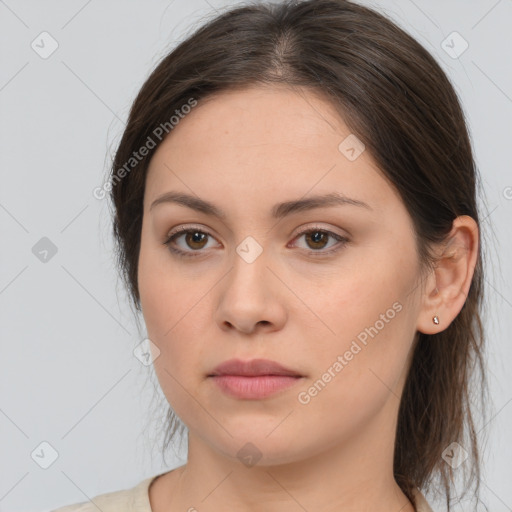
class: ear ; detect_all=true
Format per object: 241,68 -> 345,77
416,215 -> 479,334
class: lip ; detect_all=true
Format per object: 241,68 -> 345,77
208,358 -> 304,400
209,358 -> 303,377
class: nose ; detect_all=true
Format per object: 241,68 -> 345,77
213,249 -> 288,335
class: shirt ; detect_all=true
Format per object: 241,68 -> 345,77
51,471 -> 434,512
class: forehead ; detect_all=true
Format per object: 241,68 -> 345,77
164,84 -> 349,149
143,84 -> 400,218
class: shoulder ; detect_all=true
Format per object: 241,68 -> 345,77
50,475 -> 159,512
412,487 -> 435,512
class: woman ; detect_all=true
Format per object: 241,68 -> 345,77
53,0 -> 488,510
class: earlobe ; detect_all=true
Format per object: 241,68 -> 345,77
416,215 -> 479,335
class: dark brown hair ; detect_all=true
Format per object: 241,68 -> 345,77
109,1 -> 489,510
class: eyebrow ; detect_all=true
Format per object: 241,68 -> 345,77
149,191 -> 372,218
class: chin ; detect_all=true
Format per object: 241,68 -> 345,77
205,428 -> 309,467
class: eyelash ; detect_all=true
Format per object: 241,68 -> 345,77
162,224 -> 349,259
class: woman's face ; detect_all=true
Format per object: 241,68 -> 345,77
138,85 -> 426,465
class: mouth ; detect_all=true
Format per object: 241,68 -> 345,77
208,358 -> 303,378
207,358 -> 304,399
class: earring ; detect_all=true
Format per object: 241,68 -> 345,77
433,286 -> 440,325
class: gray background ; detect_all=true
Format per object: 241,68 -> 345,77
0,0 -> 511,511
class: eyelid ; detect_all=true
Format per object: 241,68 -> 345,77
164,222 -> 347,242
163,223 -> 349,257
162,224 -> 221,258
288,224 -> 349,256
291,223 -> 347,239
164,224 -> 220,245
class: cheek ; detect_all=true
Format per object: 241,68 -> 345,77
139,251 -> 206,420
138,266 -> 169,338
317,258 -> 410,343
138,240 -> 209,375
302,246 -> 418,403
294,303 -> 413,444
138,233 -> 181,336
138,226 -> 213,332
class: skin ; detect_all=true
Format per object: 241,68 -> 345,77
137,84 -> 479,512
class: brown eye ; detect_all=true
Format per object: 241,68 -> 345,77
163,226 -> 219,257
183,231 -> 209,250
291,227 -> 348,256
163,225 -> 348,259
304,230 -> 329,250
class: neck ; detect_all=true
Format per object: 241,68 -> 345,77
163,399 -> 415,512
